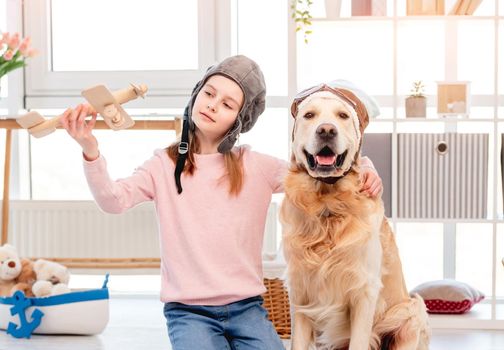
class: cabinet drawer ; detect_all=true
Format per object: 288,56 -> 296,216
398,133 -> 488,219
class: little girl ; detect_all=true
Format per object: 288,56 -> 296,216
61,55 -> 382,349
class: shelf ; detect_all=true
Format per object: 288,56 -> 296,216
310,15 -> 501,22
397,15 -> 499,21
372,118 -> 497,123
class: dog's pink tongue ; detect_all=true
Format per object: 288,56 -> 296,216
316,155 -> 336,166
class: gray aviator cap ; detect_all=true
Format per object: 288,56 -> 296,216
185,55 -> 266,153
174,55 -> 266,194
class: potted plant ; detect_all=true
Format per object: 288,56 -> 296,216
405,81 -> 427,118
0,32 -> 37,79
0,32 -> 37,98
291,0 -> 346,42
291,0 -> 314,44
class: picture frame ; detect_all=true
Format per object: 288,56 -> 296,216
436,81 -> 471,117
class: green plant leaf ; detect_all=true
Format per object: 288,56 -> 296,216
2,60 -> 25,76
291,0 -> 313,45
0,60 -> 10,71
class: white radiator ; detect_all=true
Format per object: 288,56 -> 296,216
398,133 -> 488,219
5,200 -> 279,260
8,201 -> 160,259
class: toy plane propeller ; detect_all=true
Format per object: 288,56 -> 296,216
16,83 -> 148,138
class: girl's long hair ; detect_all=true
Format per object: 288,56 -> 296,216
166,132 -> 244,196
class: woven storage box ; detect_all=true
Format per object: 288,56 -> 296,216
262,278 -> 291,339
0,275 -> 109,338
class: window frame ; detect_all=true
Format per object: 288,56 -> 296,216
23,0 -> 217,109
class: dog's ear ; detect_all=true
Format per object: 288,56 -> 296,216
290,99 -> 300,119
290,99 -> 300,142
291,120 -> 297,142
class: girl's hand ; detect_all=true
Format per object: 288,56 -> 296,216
60,104 -> 99,160
359,166 -> 383,198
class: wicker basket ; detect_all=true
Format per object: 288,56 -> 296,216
262,278 -> 291,339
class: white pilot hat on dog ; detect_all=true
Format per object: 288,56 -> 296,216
290,81 -> 378,137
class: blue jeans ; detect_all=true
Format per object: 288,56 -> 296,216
163,296 -> 285,350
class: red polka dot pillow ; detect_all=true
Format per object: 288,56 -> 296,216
411,280 -> 485,314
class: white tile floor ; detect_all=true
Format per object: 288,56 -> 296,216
1,295 -> 504,350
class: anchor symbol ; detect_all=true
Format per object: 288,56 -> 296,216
7,291 -> 44,339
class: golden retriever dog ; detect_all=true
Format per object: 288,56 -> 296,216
280,83 -> 430,350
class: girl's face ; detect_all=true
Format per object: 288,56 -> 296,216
192,75 -> 244,141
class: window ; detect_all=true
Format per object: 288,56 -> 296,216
51,0 -> 198,72
30,118 -> 177,200
24,0 -> 216,108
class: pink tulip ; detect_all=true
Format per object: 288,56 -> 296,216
0,32 -> 10,46
3,49 -> 14,61
19,37 -> 31,56
26,48 -> 38,58
8,33 -> 20,50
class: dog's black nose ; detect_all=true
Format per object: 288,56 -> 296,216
316,124 -> 337,139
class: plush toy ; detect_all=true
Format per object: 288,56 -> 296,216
10,258 -> 37,297
0,244 -> 22,296
32,259 -> 71,297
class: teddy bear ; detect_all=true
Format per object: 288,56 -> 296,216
10,258 -> 37,297
0,243 -> 22,296
32,259 -> 71,297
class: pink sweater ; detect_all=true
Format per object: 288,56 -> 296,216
83,146 -> 287,305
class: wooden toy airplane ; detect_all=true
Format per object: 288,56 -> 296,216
16,83 -> 148,138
